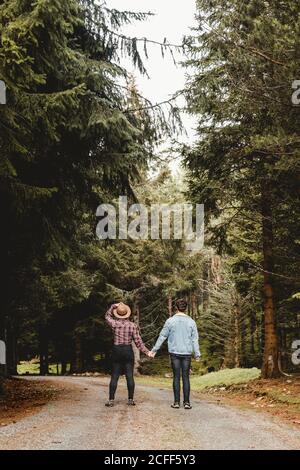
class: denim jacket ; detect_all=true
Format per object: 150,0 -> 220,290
152,313 -> 201,357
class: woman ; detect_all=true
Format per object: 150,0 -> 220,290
105,302 -> 151,407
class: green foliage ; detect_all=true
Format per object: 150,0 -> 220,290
183,0 -> 300,374
0,0 -> 168,373
17,361 -> 69,375
3,0 -> 298,379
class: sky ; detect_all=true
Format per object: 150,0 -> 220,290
107,0 -> 198,158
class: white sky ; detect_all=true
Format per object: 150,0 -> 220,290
107,0 -> 198,158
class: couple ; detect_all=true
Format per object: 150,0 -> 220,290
105,298 -> 200,409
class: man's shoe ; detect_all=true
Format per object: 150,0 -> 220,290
105,399 -> 114,407
184,402 -> 192,409
171,402 -> 180,409
128,399 -> 136,406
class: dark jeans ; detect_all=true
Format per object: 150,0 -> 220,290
109,345 -> 135,400
170,353 -> 192,404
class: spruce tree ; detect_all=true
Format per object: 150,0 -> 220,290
184,0 -> 300,377
0,0 -> 161,374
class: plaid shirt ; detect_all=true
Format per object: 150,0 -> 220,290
105,305 -> 149,356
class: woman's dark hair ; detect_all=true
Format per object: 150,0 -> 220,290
176,298 -> 188,312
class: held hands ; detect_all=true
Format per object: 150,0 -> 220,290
148,351 -> 156,359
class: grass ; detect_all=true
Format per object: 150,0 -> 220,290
190,367 -> 261,390
137,367 -> 261,391
140,355 -> 205,376
17,362 -> 70,375
267,390 -> 300,405
136,375 -> 172,388
17,359 -> 261,393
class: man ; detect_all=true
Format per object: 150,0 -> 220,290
150,299 -> 200,409
105,302 -> 151,407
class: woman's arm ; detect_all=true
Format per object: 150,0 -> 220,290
105,304 -> 118,328
132,325 -> 150,356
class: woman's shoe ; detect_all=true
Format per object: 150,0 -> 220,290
171,402 -> 180,409
128,399 -> 136,406
183,402 -> 192,409
105,399 -> 114,407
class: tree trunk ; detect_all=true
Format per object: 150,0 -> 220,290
0,315 -> 6,380
61,361 -> 67,375
250,311 -> 256,354
234,299 -> 241,368
132,303 -> 140,375
39,327 -> 49,376
203,259 -> 210,312
191,293 -> 197,319
74,335 -> 83,373
168,295 -> 172,316
6,322 -> 17,375
60,340 -> 67,375
280,328 -> 287,371
211,255 -> 222,285
261,181 -> 280,378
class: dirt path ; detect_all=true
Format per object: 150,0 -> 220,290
0,376 -> 300,450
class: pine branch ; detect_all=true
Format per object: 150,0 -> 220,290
198,19 -> 287,67
124,90 -> 185,114
240,46 -> 286,67
99,25 -> 186,50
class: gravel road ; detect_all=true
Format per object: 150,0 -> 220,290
0,376 -> 299,450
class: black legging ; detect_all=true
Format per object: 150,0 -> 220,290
170,354 -> 192,404
109,345 -> 135,400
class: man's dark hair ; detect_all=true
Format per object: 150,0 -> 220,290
176,298 -> 188,312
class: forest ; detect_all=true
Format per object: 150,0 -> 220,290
0,0 -> 300,392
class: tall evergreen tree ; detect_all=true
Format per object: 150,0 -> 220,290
183,0 -> 300,377
0,0 -> 161,374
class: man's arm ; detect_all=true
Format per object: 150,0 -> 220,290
191,321 -> 201,358
105,304 -> 118,328
151,320 -> 170,353
132,325 -> 150,356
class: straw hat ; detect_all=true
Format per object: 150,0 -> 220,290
113,302 -> 131,319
